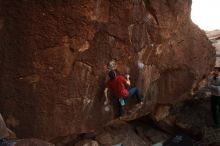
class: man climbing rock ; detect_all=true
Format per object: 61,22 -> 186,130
104,70 -> 143,117
208,67 -> 220,129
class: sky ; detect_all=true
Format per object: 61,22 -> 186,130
191,0 -> 220,31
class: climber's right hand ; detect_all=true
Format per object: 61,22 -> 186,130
125,74 -> 130,80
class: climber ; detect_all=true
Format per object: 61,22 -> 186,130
104,70 -> 143,117
208,67 -> 220,129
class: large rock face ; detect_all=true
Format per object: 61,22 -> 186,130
0,0 -> 215,140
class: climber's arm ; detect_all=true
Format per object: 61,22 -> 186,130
125,74 -> 131,86
104,88 -> 109,105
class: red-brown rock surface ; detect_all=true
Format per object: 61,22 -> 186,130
95,122 -> 148,146
0,113 -> 10,139
15,139 -> 54,146
0,0 -> 215,140
75,140 -> 99,146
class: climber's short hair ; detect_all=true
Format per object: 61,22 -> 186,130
214,67 -> 220,72
108,70 -> 116,80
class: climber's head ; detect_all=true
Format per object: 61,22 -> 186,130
214,67 -> 220,76
108,70 -> 117,80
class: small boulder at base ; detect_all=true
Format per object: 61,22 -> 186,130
15,139 -> 54,146
75,140 -> 99,146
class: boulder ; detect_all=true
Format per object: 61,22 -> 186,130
153,105 -> 170,121
0,0 -> 215,140
96,123 -> 148,146
15,139 -> 54,146
163,134 -> 193,146
154,99 -> 213,140
75,140 -> 99,146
